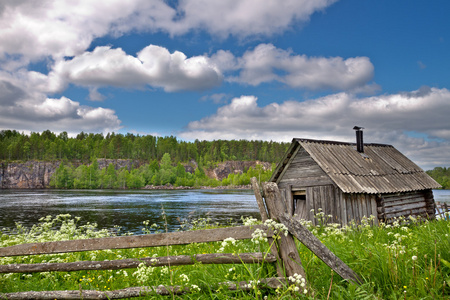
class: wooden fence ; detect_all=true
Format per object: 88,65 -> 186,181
0,179 -> 362,299
436,201 -> 450,220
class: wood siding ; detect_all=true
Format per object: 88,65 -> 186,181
342,193 -> 378,226
278,146 -> 333,189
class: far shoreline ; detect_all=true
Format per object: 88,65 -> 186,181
141,184 -> 252,190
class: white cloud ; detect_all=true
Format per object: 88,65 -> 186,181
0,0 -> 337,65
0,95 -> 122,134
179,87 -> 450,169
53,45 -> 223,94
0,72 -> 122,134
53,43 -> 372,96
173,0 -> 338,37
0,0 -> 141,62
221,44 -> 374,90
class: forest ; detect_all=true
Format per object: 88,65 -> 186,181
0,130 -> 288,164
0,130 -> 284,189
426,167 -> 450,189
49,154 -> 276,189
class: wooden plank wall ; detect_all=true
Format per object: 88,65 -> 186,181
289,185 -> 378,226
342,193 -> 378,225
278,147 -> 333,189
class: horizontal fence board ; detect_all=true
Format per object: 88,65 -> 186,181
0,225 -> 270,257
1,277 -> 287,300
0,252 -> 276,274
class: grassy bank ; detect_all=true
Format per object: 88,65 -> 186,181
1,214 -> 449,299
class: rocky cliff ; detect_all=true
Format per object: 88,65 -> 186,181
0,159 -> 271,189
204,160 -> 272,181
0,161 -> 60,189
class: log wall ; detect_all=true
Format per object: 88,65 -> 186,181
377,190 -> 435,222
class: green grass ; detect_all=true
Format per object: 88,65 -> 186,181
1,213 -> 449,299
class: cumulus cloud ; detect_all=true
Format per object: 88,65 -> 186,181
52,45 -> 222,94
219,44 -> 374,90
3,42 -> 374,102
0,0 -> 337,64
173,0 -> 338,37
0,95 -> 122,134
0,73 -> 122,134
52,43 -> 373,96
0,0 -> 139,62
179,87 -> 450,169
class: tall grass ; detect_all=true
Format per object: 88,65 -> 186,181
0,213 -> 449,299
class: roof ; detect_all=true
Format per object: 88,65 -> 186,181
270,138 -> 441,194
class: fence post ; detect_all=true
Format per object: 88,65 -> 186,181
262,182 -> 306,278
251,177 -> 284,277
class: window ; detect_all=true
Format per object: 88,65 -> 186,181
292,190 -> 307,219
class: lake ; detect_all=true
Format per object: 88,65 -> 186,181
0,189 -> 260,235
0,189 -> 449,235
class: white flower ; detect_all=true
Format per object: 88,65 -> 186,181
412,255 -> 418,261
180,273 -> 189,282
191,284 -> 200,292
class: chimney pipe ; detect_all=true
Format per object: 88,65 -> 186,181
353,126 -> 364,153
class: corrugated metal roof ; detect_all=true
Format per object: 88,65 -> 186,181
271,138 -> 441,194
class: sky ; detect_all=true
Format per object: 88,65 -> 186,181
0,0 -> 450,170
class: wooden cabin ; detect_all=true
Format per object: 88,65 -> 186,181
269,133 -> 441,226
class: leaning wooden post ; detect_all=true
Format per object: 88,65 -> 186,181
251,177 -> 269,221
251,177 -> 284,277
262,182 -> 306,278
278,215 -> 363,285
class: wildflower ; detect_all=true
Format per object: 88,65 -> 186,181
180,273 -> 189,282
191,284 -> 200,292
218,237 -> 237,252
412,255 -> 418,261
288,273 -> 307,293
242,216 -> 259,226
251,228 -> 268,244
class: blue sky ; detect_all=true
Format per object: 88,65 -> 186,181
0,0 -> 449,169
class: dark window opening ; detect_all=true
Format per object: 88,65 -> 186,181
292,190 -> 306,217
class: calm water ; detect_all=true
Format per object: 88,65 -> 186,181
1,189 -> 449,235
432,189 -> 450,203
0,189 -> 259,235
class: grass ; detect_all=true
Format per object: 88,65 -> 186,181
0,213 -> 449,299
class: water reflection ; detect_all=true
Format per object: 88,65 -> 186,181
0,189 -> 260,235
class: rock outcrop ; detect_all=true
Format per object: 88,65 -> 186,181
0,161 -> 61,189
204,160 -> 272,181
0,159 -> 271,189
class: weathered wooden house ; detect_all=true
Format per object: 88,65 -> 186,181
269,129 -> 441,225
